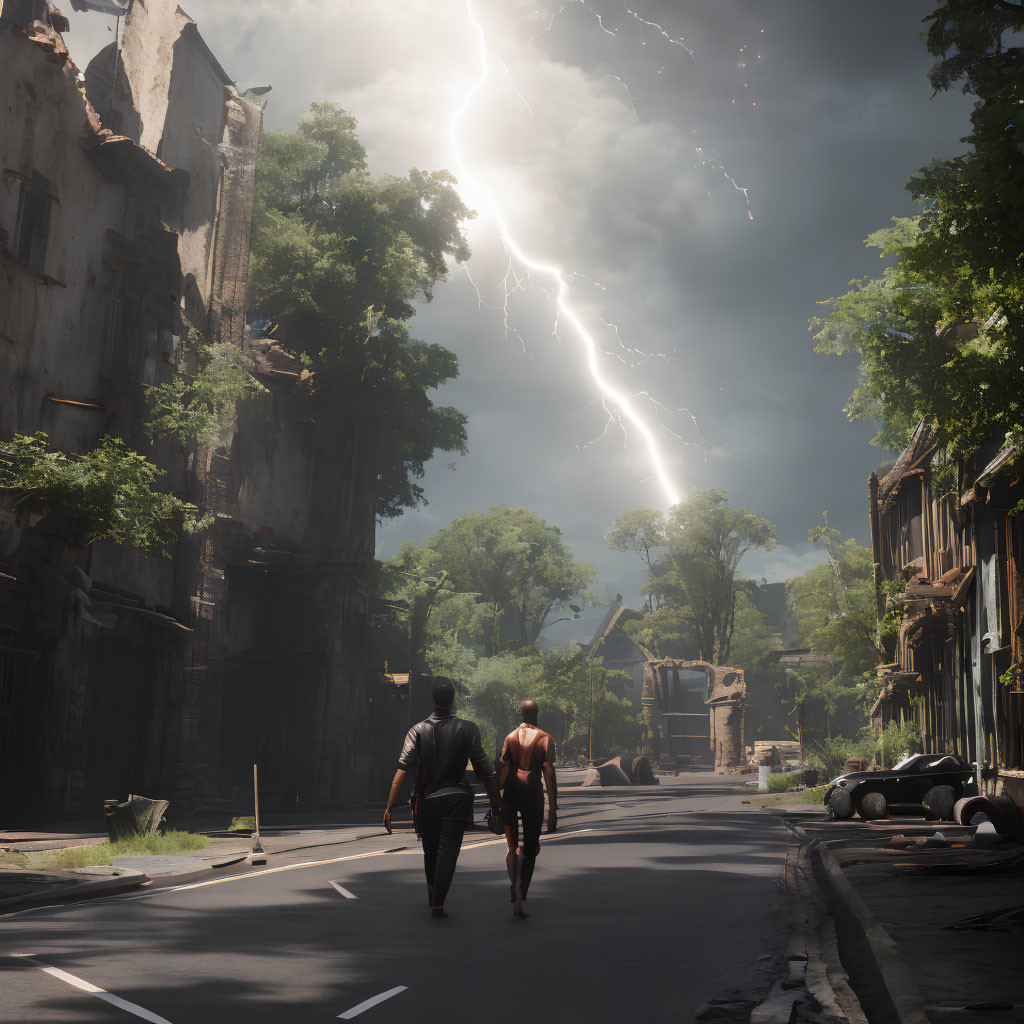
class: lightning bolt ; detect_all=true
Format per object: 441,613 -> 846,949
618,0 -> 695,57
543,2 -> 753,221
537,0 -> 618,41
451,0 -> 683,507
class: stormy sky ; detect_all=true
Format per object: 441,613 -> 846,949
64,2 -> 974,635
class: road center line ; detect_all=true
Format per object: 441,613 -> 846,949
9,954 -> 174,1023
3,828 -> 603,919
338,985 -> 408,1019
329,881 -> 358,899
112,829 -> 597,899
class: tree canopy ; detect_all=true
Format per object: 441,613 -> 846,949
428,506 -> 596,654
813,2 -> 1024,468
250,103 -> 475,518
608,490 -> 777,664
787,528 -> 879,685
375,507 -> 629,760
910,2 -> 1024,328
811,217 -> 1019,467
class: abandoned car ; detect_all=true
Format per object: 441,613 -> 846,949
823,753 -> 976,820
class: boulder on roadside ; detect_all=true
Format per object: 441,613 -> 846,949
631,756 -> 658,785
596,762 -> 631,786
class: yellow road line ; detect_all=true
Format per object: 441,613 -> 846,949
119,827 -> 598,899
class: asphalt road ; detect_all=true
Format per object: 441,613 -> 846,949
2,774 -> 787,1023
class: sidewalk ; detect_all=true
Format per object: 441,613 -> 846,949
780,811 -> 1024,1024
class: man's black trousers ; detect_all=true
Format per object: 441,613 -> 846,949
419,789 -> 471,907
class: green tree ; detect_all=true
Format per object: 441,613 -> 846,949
728,592 -> 780,675
813,2 -> 1024,468
611,492 -> 776,664
785,523 -> 881,736
378,540 -> 455,681
459,643 -> 636,762
812,217 -> 1017,466
429,506 -> 596,654
653,491 -> 776,664
251,102 -> 474,519
908,2 -> 1024,333
622,602 -> 696,659
605,506 -> 666,611
144,330 -> 265,447
0,432 -> 208,554
788,527 -> 879,682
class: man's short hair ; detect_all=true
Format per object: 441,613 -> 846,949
432,676 -> 456,709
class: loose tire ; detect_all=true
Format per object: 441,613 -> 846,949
922,784 -> 957,821
828,787 -> 853,820
858,790 -> 889,820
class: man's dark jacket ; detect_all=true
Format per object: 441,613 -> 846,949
398,709 -> 494,798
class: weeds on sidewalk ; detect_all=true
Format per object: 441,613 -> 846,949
755,784 -> 830,804
32,831 -> 209,870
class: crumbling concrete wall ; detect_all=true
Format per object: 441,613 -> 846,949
108,0 -> 186,155
0,2 -> 265,818
2,0 -> 382,819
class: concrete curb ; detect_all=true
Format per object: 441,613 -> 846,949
0,869 -> 149,914
812,840 -> 929,1024
773,826 -> 869,1024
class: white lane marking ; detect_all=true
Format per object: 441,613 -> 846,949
3,828 -> 601,917
111,846 -> 410,901
329,881 -> 358,899
9,954 -> 174,1023
113,829 -> 596,899
338,986 -> 408,1019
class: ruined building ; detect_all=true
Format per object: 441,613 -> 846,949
583,595 -> 647,705
641,659 -> 746,770
0,1 -> 382,818
869,420 -> 1024,807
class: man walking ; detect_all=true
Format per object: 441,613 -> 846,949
499,700 -> 558,919
383,677 -> 500,918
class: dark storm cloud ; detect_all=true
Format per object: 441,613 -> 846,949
60,1 -> 975,611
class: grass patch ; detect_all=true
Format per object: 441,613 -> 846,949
796,784 -> 830,804
755,782 -> 831,805
32,830 -> 208,871
765,770 -> 806,793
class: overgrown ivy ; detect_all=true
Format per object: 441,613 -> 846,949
145,329 -> 265,447
0,432 -> 210,555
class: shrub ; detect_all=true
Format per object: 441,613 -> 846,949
878,719 -> 922,768
766,770 -> 805,793
0,432 -> 210,554
145,330 -> 265,447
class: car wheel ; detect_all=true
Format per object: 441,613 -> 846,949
858,790 -> 888,820
922,785 -> 956,821
828,787 -> 853,820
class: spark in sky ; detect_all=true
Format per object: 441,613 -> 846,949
538,1 -> 753,220
450,0 -> 689,507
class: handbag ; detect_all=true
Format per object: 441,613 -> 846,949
485,806 -> 504,835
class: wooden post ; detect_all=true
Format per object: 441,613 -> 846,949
248,762 -> 266,864
253,762 -> 261,836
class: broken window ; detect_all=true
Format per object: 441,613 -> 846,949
15,173 -> 53,273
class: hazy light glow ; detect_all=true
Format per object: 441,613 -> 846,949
451,0 -> 682,508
